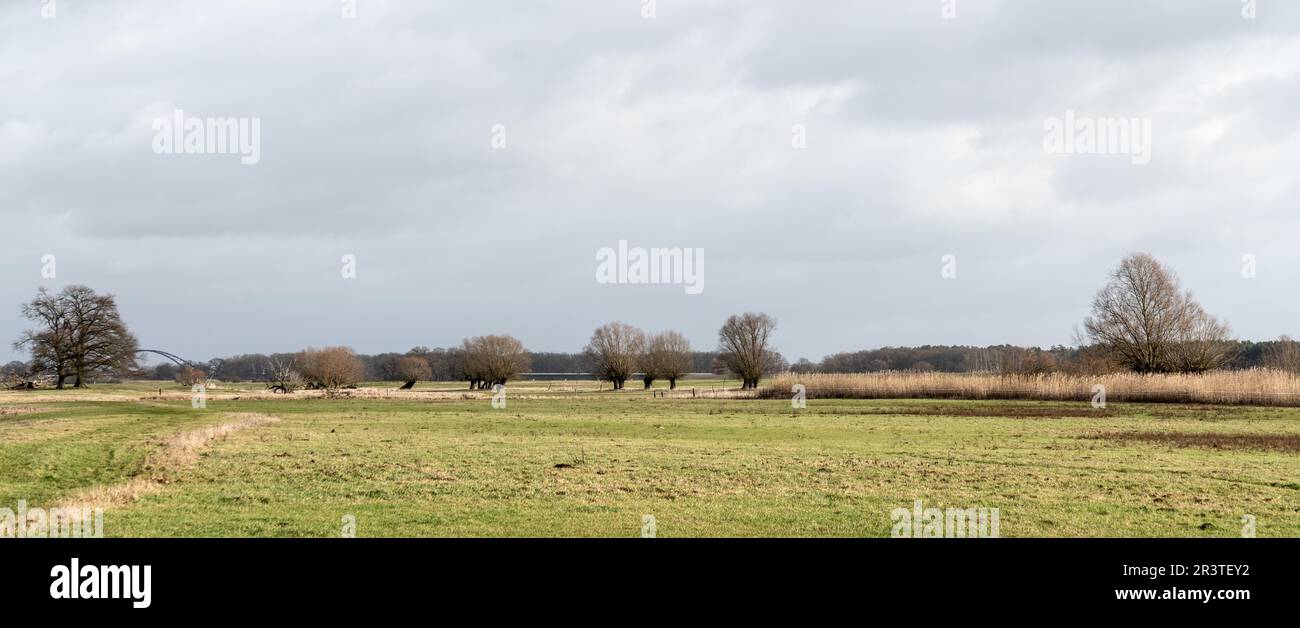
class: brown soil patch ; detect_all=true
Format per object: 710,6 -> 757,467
1091,431 -> 1300,453
819,405 -> 1117,418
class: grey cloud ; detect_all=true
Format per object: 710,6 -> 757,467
2,0 -> 1298,362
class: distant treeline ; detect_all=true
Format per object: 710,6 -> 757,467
138,349 -> 724,382
135,340 -> 1297,382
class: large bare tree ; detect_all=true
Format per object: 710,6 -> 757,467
14,286 -> 138,388
643,330 -> 692,390
1081,253 -> 1232,373
717,312 -> 777,389
583,322 -> 645,390
458,335 -> 530,389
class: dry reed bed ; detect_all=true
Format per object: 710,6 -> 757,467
763,370 -> 1300,406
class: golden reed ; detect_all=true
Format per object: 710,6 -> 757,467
765,369 -> 1300,406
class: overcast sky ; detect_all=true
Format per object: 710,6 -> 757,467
3,0 -> 1299,364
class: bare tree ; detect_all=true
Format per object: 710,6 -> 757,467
717,312 -> 777,389
14,286 -> 138,388
1082,253 -> 1232,373
458,335 -> 530,389
1168,302 -> 1234,373
297,346 -> 366,392
643,330 -> 692,390
395,356 -> 431,390
266,356 -> 305,393
1263,335 -> 1300,373
62,286 -> 139,386
14,288 -> 74,388
583,322 -> 645,390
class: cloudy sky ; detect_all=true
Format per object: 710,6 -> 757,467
2,0 -> 1298,364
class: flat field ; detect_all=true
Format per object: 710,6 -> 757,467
1,380 -> 1297,537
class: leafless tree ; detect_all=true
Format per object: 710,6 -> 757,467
266,356 -> 305,393
62,286 -> 139,386
1264,335 -> 1300,373
14,286 -> 138,388
1168,302 -> 1234,373
717,312 -> 777,389
643,330 -> 692,390
583,322 -> 645,390
1082,253 -> 1232,373
297,346 -> 366,392
458,335 -> 530,389
13,288 -> 74,388
395,356 -> 431,390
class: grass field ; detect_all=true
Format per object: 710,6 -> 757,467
2,379 -> 1298,537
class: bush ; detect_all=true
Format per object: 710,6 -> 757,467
297,347 -> 366,391
175,367 -> 207,386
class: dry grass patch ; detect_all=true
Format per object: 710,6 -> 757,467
0,406 -> 43,417
56,413 -> 280,511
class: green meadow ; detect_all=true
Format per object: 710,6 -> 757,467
2,380 -> 1297,537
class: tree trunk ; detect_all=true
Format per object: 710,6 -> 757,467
669,378 -> 677,390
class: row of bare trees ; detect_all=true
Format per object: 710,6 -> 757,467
582,313 -> 779,390
10,254 -> 1253,393
264,336 -> 533,393
583,323 -> 690,390
255,347 -> 367,393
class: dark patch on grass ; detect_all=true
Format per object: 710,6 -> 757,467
1145,405 -> 1253,421
814,405 -> 1117,419
1092,431 -> 1300,453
